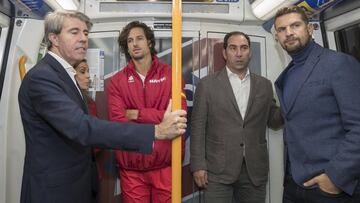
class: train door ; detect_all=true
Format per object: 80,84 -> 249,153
0,9 -> 11,203
152,30 -> 202,202
87,28 -> 201,202
0,16 -> 44,203
204,32 -> 282,203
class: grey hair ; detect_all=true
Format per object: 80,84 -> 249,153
44,10 -> 93,49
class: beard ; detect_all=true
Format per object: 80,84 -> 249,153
282,36 -> 310,54
131,52 -> 145,61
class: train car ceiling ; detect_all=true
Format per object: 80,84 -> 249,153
251,0 -> 345,21
9,0 -> 52,18
83,0 -> 253,23
253,0 -> 346,33
44,0 -> 80,10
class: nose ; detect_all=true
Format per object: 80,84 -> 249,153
132,39 -> 138,46
79,32 -> 88,42
285,26 -> 294,36
235,47 -> 242,57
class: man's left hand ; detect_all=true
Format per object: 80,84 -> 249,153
303,173 -> 342,194
126,109 -> 139,120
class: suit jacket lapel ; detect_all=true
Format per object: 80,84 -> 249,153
44,54 -> 88,114
244,73 -> 256,121
217,68 -> 242,120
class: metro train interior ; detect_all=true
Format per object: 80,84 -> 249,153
0,0 -> 359,202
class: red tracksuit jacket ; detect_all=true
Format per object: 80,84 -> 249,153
107,56 -> 186,171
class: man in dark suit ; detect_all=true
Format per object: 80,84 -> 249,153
274,6 -> 360,202
190,31 -> 283,203
18,10 -> 186,203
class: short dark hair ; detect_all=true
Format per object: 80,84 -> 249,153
274,6 -> 309,28
223,31 -> 251,49
118,21 -> 157,61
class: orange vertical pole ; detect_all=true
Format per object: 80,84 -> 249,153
171,0 -> 182,203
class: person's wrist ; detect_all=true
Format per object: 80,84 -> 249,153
154,124 -> 161,139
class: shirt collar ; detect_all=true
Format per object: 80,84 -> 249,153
48,51 -> 76,75
226,66 -> 250,81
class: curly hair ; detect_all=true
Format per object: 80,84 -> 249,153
118,21 -> 157,61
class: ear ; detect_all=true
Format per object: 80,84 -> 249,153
274,32 -> 279,42
48,33 -> 59,47
307,23 -> 314,36
222,49 -> 227,60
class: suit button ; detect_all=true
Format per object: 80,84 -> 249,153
240,143 -> 244,147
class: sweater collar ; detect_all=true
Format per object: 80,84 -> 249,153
290,40 -> 315,64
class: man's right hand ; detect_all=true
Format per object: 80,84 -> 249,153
193,170 -> 208,188
154,101 -> 187,140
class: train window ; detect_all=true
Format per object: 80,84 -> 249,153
334,23 -> 360,62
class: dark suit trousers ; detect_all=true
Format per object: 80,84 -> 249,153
283,176 -> 360,203
204,160 -> 266,203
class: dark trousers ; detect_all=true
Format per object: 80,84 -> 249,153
204,161 -> 266,203
283,176 -> 360,203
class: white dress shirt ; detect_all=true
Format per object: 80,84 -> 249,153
226,66 -> 251,119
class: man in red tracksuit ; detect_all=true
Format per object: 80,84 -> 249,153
107,21 -> 187,203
